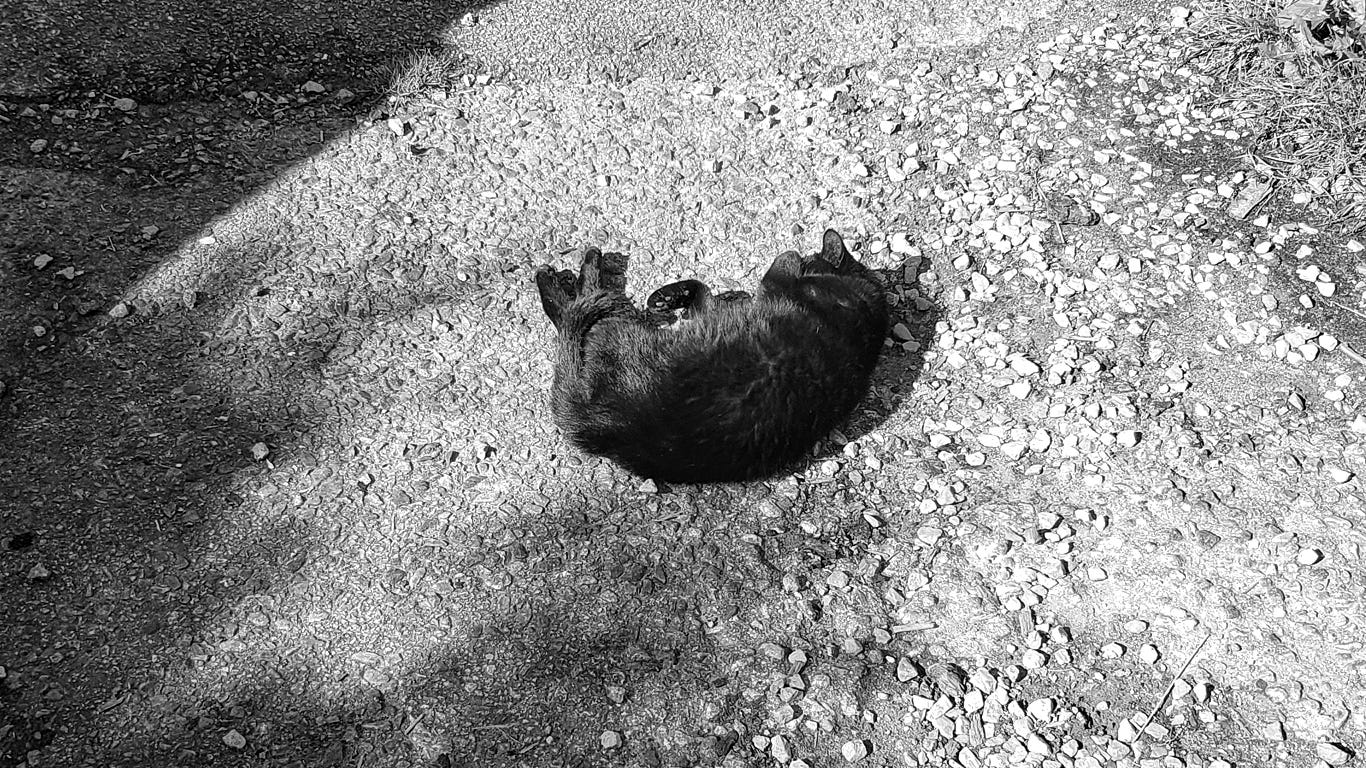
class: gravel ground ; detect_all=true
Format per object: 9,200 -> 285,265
3,2 -> 1366,768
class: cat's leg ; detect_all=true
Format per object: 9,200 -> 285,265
535,266 -> 573,329
597,251 -> 630,294
575,247 -> 606,295
713,290 -> 752,304
646,279 -> 713,318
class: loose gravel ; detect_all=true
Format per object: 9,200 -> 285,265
2,4 -> 1365,768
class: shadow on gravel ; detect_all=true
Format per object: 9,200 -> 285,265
393,471 -> 915,766
0,3 -> 500,765
818,264 -> 943,457
0,314 -> 325,765
395,494 -> 783,767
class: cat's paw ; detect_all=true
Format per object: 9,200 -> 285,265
647,279 -> 710,314
535,266 -> 572,327
576,247 -> 604,293
597,251 -> 629,293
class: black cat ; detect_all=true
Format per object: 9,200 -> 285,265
534,229 -> 889,483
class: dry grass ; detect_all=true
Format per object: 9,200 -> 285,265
1190,0 -> 1366,226
376,46 -> 469,108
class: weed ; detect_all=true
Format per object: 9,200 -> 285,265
1191,0 -> 1366,226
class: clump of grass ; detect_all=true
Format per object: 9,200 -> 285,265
375,45 -> 469,109
1190,0 -> 1366,225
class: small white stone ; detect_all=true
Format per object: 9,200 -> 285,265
1138,644 -> 1161,664
600,730 -> 623,749
1026,697 -> 1055,721
1028,430 -> 1052,452
841,739 -> 870,762
1296,548 -> 1323,565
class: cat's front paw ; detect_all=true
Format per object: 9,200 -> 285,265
647,279 -> 710,314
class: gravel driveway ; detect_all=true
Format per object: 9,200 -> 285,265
2,1 -> 1364,767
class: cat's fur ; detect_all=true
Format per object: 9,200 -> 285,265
535,229 -> 889,483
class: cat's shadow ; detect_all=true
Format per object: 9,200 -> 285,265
810,262 -> 941,464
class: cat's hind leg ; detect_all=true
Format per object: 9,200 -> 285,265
596,250 -> 629,294
575,247 -> 607,295
535,266 -> 574,330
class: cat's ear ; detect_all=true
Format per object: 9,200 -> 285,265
760,251 -> 803,293
820,229 -> 849,266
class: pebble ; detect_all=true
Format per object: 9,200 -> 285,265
841,739 -> 870,762
1116,718 -> 1139,743
1315,742 -> 1352,766
1029,430 -> 1052,452
1138,644 -> 1161,664
896,656 -> 924,681
1026,697 -> 1056,721
1296,548 -> 1323,565
223,729 -> 247,749
1326,466 -> 1354,483
759,642 -> 786,660
1020,649 -> 1048,669
771,734 -> 791,762
600,730 -> 623,749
